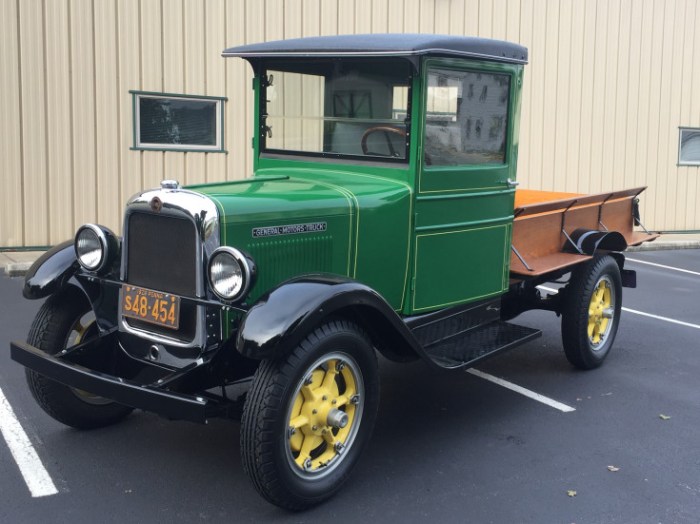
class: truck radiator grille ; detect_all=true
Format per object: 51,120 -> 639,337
125,212 -> 198,340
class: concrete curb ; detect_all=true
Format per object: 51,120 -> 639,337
626,240 -> 700,252
5,262 -> 34,277
1,251 -> 45,278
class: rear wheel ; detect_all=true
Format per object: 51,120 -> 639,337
561,255 -> 622,369
240,320 -> 379,510
26,287 -> 133,429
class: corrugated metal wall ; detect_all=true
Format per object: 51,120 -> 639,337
2,0 -> 699,248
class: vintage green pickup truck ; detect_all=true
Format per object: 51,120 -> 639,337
11,34 -> 657,510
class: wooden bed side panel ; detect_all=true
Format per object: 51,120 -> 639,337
510,192 -> 657,277
600,198 -> 634,236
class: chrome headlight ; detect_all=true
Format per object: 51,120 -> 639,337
208,247 -> 255,301
75,224 -> 116,272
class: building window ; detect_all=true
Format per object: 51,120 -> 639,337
131,91 -> 226,152
679,127 -> 700,166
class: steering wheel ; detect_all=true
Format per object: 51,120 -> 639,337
360,126 -> 407,157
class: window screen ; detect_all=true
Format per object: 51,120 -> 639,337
132,92 -> 225,152
424,68 -> 510,166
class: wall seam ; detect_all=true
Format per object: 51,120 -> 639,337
631,1 -> 645,200
203,0 -> 207,95
583,0 -> 599,193
622,0 -> 633,189
542,0 -> 552,190
609,0 -> 621,194
652,1 -> 668,225
574,1 -> 585,194
556,0 -> 565,189
182,0 -> 187,183
203,0 -> 207,181
223,0 -> 228,180
679,0 -> 689,228
159,0 -> 165,179
115,0 -> 122,222
684,0 -> 697,228
91,0 -> 99,219
138,0 -> 144,189
661,1 -> 676,227
15,0 -> 25,244
67,0 -> 75,234
41,0 -> 50,243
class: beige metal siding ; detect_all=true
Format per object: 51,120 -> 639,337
70,0 -> 98,231
2,0 -> 700,248
0,0 -> 24,247
19,0 -> 50,246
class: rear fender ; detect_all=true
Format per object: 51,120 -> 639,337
564,231 -> 637,288
565,228 -> 628,255
236,275 -> 421,362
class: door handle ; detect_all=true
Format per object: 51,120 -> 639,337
506,178 -> 520,188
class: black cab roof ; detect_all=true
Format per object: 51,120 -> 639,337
223,33 -> 528,65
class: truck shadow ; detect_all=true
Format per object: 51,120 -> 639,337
41,340 -> 573,520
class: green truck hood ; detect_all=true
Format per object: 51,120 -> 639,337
188,170 -> 412,309
191,175 -> 353,228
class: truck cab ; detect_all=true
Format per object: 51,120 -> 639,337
220,35 -> 526,315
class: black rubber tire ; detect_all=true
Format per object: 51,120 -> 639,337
240,320 -> 379,511
25,287 -> 133,429
561,255 -> 623,370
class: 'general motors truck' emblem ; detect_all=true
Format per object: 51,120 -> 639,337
252,222 -> 327,238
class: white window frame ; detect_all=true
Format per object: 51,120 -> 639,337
678,127 -> 700,166
131,91 -> 226,153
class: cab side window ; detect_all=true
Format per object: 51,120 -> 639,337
424,68 -> 510,166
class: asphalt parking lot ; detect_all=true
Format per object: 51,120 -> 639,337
1,249 -> 699,523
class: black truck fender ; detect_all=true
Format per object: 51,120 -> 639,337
23,239 -> 121,331
23,240 -> 80,299
236,274 -> 422,363
564,229 -> 637,288
565,228 -> 628,255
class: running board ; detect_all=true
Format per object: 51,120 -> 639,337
419,320 -> 541,370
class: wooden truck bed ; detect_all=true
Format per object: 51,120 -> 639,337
510,187 -> 660,277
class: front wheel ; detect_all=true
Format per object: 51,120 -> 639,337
561,255 -> 623,369
240,320 -> 379,510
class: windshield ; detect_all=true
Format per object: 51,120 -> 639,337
261,59 -> 412,161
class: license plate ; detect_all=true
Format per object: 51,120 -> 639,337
121,284 -> 180,330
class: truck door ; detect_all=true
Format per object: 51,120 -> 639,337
410,59 -> 523,313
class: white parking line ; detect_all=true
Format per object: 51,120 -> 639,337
626,258 -> 700,277
538,285 -> 700,330
620,308 -> 700,330
467,369 -> 576,413
0,387 -> 58,498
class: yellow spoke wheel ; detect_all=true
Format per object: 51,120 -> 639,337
562,255 -> 622,370
240,320 -> 379,511
587,276 -> 615,348
285,353 -> 364,477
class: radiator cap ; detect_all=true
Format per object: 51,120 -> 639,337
161,179 -> 180,190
